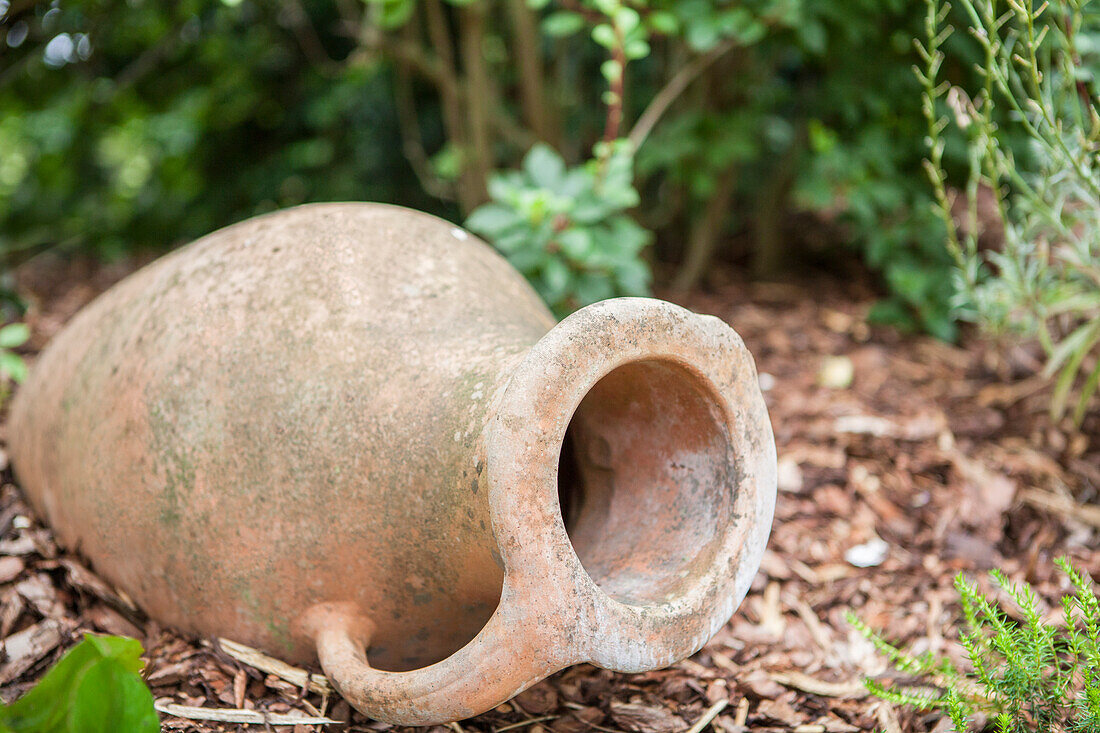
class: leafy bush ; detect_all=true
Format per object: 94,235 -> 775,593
467,142 -> 650,316
0,0 -> 427,267
850,558 -> 1100,732
918,0 -> 1100,419
3,0 -> 973,328
0,634 -> 158,732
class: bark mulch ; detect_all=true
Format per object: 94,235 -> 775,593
0,258 -> 1097,732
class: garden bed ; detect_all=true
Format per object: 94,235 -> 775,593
1,259 -> 1096,732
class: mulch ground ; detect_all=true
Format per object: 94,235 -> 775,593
0,256 -> 1097,732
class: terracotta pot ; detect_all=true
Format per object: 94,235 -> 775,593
9,203 -> 776,724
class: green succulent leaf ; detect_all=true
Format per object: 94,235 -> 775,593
542,11 -> 586,37
0,634 -> 159,733
0,323 -> 30,349
0,352 -> 27,384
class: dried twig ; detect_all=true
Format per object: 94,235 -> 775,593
628,39 -> 738,149
683,698 -> 728,733
154,700 -> 340,725
1020,488 -> 1100,528
732,697 -> 749,727
217,638 -> 333,696
495,715 -> 558,732
769,671 -> 868,699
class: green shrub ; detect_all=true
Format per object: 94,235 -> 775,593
0,0 -> 426,267
3,0 -> 973,329
918,0 -> 1100,420
850,558 -> 1100,732
467,142 -> 650,316
0,634 -> 159,732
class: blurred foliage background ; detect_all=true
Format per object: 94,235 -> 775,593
0,0 -> 1043,340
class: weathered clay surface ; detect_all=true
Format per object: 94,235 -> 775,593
8,203 -> 777,724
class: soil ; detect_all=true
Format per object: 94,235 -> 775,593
1,256 -> 1097,732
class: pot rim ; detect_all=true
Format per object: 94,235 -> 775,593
485,296 -> 777,671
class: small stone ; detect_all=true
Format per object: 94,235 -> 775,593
818,356 -> 854,389
845,536 -> 889,568
777,457 -> 804,493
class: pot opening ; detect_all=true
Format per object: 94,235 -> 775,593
556,360 -> 736,607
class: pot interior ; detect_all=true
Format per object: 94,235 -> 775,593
557,360 -> 737,607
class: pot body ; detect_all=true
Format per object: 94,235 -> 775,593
10,203 -> 552,670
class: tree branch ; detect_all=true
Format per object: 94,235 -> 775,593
627,38 -> 738,150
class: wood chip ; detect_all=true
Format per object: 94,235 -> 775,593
608,701 -> 683,733
60,558 -> 136,610
13,574 -> 64,617
84,603 -> 143,638
154,700 -> 340,725
0,618 -> 66,684
760,581 -> 784,638
0,536 -> 37,556
146,659 -> 194,688
0,556 -> 24,584
872,702 -> 903,733
218,637 -> 333,695
233,667 -> 247,708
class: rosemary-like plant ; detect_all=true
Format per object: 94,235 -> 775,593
850,557 -> 1100,732
916,0 -> 1100,423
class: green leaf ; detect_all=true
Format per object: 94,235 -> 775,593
612,7 -> 640,34
1049,319 -> 1100,419
0,634 -> 158,732
1043,319 -> 1100,379
614,256 -> 651,295
685,20 -> 721,51
557,228 -> 593,259
646,11 -> 679,34
1073,359 -> 1100,426
572,272 -> 615,305
624,39 -> 650,60
601,59 -> 623,84
523,143 -> 566,191
0,353 -> 26,384
376,0 -> 416,28
541,11 -> 585,37
0,324 -> 29,349
591,23 -> 617,49
466,204 -> 522,237
541,257 -> 572,302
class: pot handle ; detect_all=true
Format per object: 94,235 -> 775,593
305,600 -> 565,726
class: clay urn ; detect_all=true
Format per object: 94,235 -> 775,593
9,203 -> 776,724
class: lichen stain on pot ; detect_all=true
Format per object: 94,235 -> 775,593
8,202 -> 777,724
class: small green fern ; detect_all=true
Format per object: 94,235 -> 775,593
849,557 -> 1100,732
